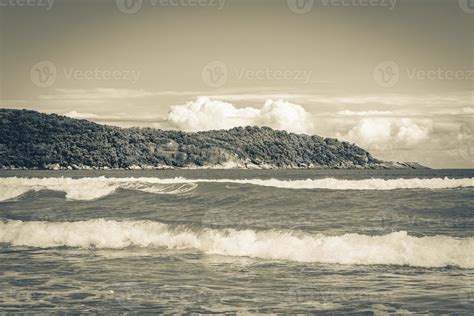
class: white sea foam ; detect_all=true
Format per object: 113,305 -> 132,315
199,177 -> 474,190
0,176 -> 472,201
0,177 -> 198,201
0,219 -> 472,269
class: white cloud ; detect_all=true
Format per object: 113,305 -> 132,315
167,97 -> 313,134
340,117 -> 432,149
461,107 -> 474,114
255,99 -> 314,134
345,118 -> 393,144
63,111 -> 99,119
395,119 -> 431,146
194,91 -> 472,108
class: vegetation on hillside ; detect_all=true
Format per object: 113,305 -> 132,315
0,109 -> 417,169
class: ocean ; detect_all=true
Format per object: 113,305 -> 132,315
0,169 -> 473,314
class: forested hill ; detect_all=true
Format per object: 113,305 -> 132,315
0,109 -> 425,170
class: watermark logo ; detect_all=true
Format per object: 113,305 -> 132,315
321,0 -> 396,10
116,0 -> 143,14
287,0 -> 314,14
287,287 -> 397,306
201,210 -> 256,231
459,0 -> 474,14
30,208 -> 76,223
202,60 -> 313,88
288,0 -> 396,13
373,61 -> 400,88
201,60 -> 229,88
30,61 -> 57,88
0,0 -> 54,10
371,210 -> 472,232
30,61 -> 141,88
406,68 -> 474,81
116,0 -> 226,14
0,289 -> 56,306
113,283 -> 209,310
371,210 -> 401,232
373,61 -> 473,87
114,284 -> 153,310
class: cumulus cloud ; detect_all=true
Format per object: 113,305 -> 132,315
345,118 -> 393,144
254,99 -> 314,134
395,119 -> 432,146
167,97 -> 313,134
340,117 -> 433,149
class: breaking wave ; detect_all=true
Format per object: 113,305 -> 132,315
198,177 -> 474,190
0,219 -> 472,269
0,177 -> 198,201
0,176 -> 473,201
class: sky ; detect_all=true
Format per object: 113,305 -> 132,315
0,0 -> 473,168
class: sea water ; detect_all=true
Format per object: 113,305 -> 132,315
0,169 -> 473,314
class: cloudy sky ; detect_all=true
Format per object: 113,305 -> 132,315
0,0 -> 473,168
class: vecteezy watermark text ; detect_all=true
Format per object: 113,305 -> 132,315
406,68 -> 474,81
321,0 -> 396,9
373,61 -> 474,88
287,0 -> 396,14
0,0 -> 54,10
30,61 -> 141,88
62,68 -> 140,83
116,0 -> 226,14
202,61 -> 312,88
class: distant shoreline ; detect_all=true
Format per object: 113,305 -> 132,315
1,161 -> 429,171
1,109 -> 428,170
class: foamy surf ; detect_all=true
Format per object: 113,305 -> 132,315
0,219 -> 472,269
0,177 -> 198,201
0,176 -> 473,201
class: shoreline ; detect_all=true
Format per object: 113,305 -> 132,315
0,161 -> 429,171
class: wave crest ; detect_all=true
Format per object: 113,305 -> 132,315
0,176 -> 472,201
202,177 -> 474,190
0,177 -> 198,201
0,219 -> 472,269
